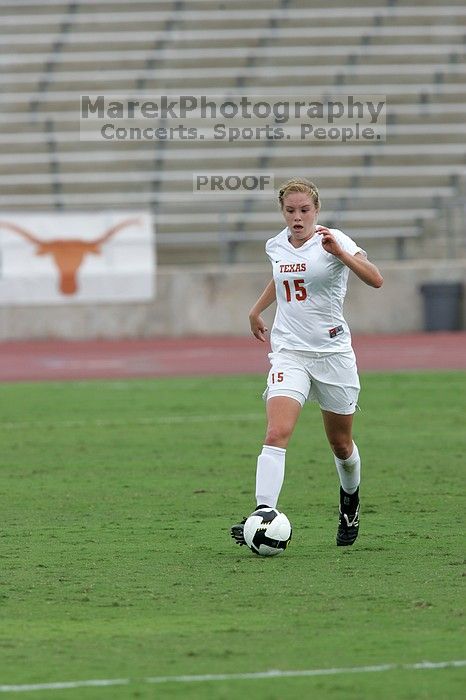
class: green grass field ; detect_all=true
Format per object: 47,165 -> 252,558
1,371 -> 465,699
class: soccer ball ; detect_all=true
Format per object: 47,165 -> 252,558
243,508 -> 292,556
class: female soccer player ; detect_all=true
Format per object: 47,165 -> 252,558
231,177 -> 383,547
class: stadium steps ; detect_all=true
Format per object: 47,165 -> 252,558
3,63 -> 466,90
0,0 -> 465,261
2,43 -> 464,72
0,167 -> 461,195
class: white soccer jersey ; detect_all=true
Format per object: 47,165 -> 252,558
266,227 -> 366,353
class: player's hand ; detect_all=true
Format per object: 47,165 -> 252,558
249,314 -> 268,342
316,225 -> 344,257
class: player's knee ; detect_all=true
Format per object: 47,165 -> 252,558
265,425 -> 292,448
329,437 -> 353,460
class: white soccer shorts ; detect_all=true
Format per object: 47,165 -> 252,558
263,349 -> 360,415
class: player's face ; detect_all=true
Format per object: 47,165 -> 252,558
282,193 -> 319,245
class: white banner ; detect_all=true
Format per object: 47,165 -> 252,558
0,212 -> 155,305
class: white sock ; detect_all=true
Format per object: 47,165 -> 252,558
255,444 -> 286,508
334,442 -> 361,495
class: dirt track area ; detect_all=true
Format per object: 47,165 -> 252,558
0,332 -> 465,382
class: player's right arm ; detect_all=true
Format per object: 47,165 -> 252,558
249,278 -> 276,342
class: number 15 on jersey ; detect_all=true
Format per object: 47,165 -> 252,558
283,278 -> 307,302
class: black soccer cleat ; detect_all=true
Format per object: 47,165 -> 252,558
230,505 -> 270,546
230,517 -> 247,546
336,487 -> 360,546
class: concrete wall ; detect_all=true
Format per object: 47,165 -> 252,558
0,260 -> 465,340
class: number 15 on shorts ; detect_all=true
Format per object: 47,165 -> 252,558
271,372 -> 284,383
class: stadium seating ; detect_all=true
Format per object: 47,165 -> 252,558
1,0 -> 465,263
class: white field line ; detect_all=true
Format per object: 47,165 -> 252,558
0,679 -> 129,693
0,413 -> 264,431
1,660 -> 465,693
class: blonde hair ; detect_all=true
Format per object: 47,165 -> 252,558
278,177 -> 320,210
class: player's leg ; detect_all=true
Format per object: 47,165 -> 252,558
231,352 -> 309,546
310,351 -> 361,546
255,352 -> 310,509
230,395 -> 302,546
321,409 -> 360,546
256,395 -> 303,506
321,409 -> 360,491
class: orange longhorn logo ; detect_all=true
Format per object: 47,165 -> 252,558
0,218 -> 141,295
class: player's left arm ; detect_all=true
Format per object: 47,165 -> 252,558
317,226 -> 383,288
